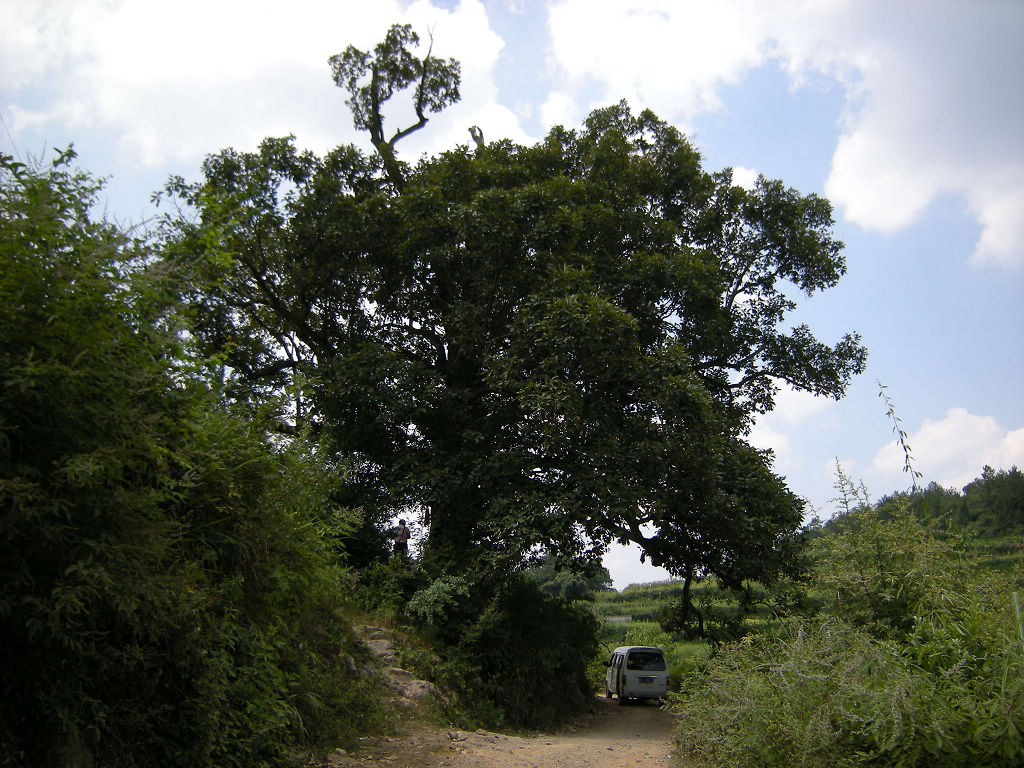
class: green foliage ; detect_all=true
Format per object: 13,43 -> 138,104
660,577 -> 803,645
968,535 -> 1024,572
672,504 -> 1024,768
165,96 -> 863,590
964,465 -> 1024,535
406,574 -> 473,625
350,556 -> 429,618
328,23 -> 460,191
675,620 -> 914,768
813,504 -> 972,640
0,151 -> 377,767
347,554 -> 601,731
622,621 -> 673,649
527,554 -> 612,601
675,604 -> 1024,768
449,577 -> 600,729
868,466 -> 1024,541
355,564 -> 600,730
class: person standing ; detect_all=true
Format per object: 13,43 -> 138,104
392,519 -> 410,558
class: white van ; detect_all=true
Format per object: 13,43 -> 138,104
604,645 -> 669,703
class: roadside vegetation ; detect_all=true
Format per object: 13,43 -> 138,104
665,469 -> 1024,768
586,469 -> 1024,766
0,151 -> 387,767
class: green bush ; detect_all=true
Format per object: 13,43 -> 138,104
674,619 -> 908,767
623,621 -> 673,648
353,550 -> 601,730
0,152 -> 378,767
813,505 -> 974,641
674,611 -> 1023,768
351,556 -> 429,618
406,574 -> 474,625
671,506 -> 1024,768
461,578 -> 599,728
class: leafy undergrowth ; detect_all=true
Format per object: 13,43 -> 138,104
671,507 -> 1024,768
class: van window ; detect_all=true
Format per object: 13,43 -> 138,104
626,650 -> 666,671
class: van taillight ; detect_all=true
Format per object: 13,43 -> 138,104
666,675 -> 670,687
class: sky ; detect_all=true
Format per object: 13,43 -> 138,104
3,0 -> 1022,589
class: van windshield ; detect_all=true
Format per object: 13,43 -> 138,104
625,651 -> 666,671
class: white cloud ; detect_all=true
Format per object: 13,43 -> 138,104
732,166 -> 758,191
546,0 -> 767,132
603,541 -> 673,591
806,2 -> 1024,267
970,185 -> 1024,268
768,385 -> 835,428
865,407 -> 1024,494
1,0 -> 516,168
539,90 -> 580,131
542,0 -> 1024,267
749,386 -> 836,473
7,1 -> 1020,266
0,1 -> 74,91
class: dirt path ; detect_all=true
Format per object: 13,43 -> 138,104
329,697 -> 678,768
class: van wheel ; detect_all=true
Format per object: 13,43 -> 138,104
617,691 -> 629,705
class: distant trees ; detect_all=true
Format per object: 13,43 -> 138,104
873,466 -> 1024,536
963,465 -> 1024,533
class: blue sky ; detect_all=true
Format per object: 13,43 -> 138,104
3,0 -> 1022,589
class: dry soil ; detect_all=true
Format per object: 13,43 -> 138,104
327,696 -> 678,768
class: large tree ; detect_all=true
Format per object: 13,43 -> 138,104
163,25 -> 866,586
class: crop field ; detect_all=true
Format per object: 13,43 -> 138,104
591,580 -> 712,691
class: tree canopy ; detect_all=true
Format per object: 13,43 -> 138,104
162,24 -> 866,589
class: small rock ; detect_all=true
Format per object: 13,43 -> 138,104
325,748 -> 353,766
366,638 -> 399,664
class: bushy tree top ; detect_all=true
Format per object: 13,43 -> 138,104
159,26 -> 866,589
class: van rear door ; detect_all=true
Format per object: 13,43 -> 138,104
621,648 -> 668,700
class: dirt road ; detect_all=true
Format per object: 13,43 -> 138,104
330,697 -> 678,768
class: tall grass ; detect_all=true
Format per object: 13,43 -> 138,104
671,504 -> 1024,767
